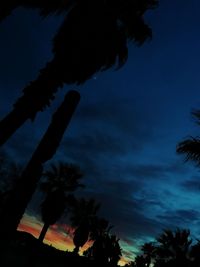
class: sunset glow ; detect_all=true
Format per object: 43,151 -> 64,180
18,213 -> 129,265
18,213 -> 75,251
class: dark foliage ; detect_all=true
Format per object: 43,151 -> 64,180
38,161 -> 84,242
69,197 -> 100,254
0,0 -> 158,146
0,92 -> 80,241
177,109 -> 200,166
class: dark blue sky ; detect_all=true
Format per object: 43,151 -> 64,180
1,0 -> 200,262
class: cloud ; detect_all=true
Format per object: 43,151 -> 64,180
73,177 -> 165,245
157,209 -> 200,227
181,176 -> 200,192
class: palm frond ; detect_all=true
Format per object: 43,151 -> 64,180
177,137 -> 200,165
40,162 -> 84,193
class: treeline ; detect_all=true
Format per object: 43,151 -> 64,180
0,152 -> 122,266
125,228 -> 200,267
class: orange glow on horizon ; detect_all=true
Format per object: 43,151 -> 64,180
18,213 -> 75,251
18,213 -> 129,266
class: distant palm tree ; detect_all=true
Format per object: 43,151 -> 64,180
107,234 -> 122,266
154,229 -> 192,267
41,162 -> 84,193
39,188 -> 66,242
69,197 -> 100,254
38,162 -> 84,242
141,242 -> 156,267
0,0 -> 158,146
85,218 -> 117,264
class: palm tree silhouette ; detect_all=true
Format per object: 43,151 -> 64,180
177,110 -> 200,165
39,189 -> 66,242
0,0 -> 158,146
154,229 -> 192,267
69,197 -> 100,254
0,91 -> 80,241
177,137 -> 200,165
38,162 -> 84,242
85,218 -> 117,264
41,162 -> 84,193
133,255 -> 148,267
107,234 -> 122,266
141,242 -> 156,267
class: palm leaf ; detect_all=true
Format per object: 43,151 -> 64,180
0,0 -> 159,146
177,137 -> 200,165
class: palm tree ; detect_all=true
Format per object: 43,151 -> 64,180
0,0 -> 158,146
0,92 -> 80,241
41,162 -> 84,193
107,234 -> 122,266
84,218 -> 117,264
38,162 -> 84,242
177,109 -> 200,165
154,229 -> 192,267
141,242 -> 156,267
69,197 -> 100,254
39,189 -> 66,242
86,231 -> 122,266
177,137 -> 200,165
133,255 -> 148,267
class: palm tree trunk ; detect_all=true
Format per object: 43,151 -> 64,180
0,90 -> 80,241
38,222 -> 49,242
0,60 -> 62,146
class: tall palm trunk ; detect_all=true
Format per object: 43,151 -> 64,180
0,90 -> 80,241
38,222 -> 50,242
0,60 -> 62,146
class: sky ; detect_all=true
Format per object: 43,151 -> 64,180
1,0 -> 200,264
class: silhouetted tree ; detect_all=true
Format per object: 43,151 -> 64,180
0,0 -> 158,146
83,218 -> 122,265
41,162 -> 84,194
69,197 -> 100,254
177,137 -> 200,165
190,239 -> 200,267
0,91 -> 80,241
133,255 -> 148,267
154,229 -> 192,267
38,162 -> 83,242
39,189 -> 66,242
141,242 -> 156,267
108,234 -> 122,266
177,110 -> 200,165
